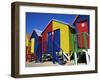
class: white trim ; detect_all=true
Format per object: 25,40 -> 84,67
19,5 -> 95,75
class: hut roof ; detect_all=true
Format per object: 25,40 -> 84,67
33,28 -> 42,36
30,28 -> 42,39
41,19 -> 75,34
72,15 -> 89,25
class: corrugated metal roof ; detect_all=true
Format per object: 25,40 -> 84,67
41,19 -> 75,34
33,28 -> 42,36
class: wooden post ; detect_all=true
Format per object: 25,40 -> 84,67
83,33 -> 89,64
74,34 -> 78,64
83,32 -> 88,51
72,34 -> 77,65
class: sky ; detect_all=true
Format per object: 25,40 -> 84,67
26,12 -> 77,34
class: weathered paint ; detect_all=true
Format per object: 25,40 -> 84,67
31,38 -> 35,53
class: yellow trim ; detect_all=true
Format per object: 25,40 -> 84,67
31,38 -> 35,53
25,34 -> 30,46
26,38 -> 29,46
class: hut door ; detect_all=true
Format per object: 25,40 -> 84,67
48,32 -> 53,52
47,29 -> 60,52
54,29 -> 60,52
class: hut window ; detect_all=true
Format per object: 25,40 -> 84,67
81,23 -> 85,27
52,32 -> 54,35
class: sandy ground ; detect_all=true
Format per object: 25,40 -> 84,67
25,60 -> 86,67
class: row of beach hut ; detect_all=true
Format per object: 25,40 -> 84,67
26,15 -> 90,65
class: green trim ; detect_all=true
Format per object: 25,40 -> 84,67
83,32 -> 88,51
71,34 -> 75,52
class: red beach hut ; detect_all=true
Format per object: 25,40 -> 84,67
73,15 -> 90,49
